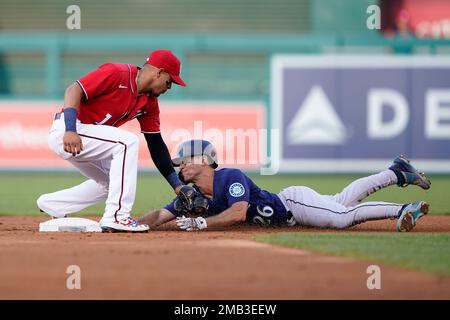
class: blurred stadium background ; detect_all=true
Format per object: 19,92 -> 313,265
0,0 -> 449,215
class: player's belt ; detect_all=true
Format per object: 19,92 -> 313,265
54,112 -> 62,120
287,211 -> 293,219
286,210 -> 297,226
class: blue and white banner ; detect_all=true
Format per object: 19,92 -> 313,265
270,55 -> 450,173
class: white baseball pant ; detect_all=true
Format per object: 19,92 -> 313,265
36,113 -> 139,223
277,170 -> 403,229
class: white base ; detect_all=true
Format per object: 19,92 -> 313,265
39,217 -> 102,232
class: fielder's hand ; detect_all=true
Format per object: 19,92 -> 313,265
63,132 -> 83,156
176,215 -> 207,231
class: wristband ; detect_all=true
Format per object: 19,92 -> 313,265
166,171 -> 183,189
64,107 -> 78,132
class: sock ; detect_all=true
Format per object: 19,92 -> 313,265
397,203 -> 409,218
389,169 -> 405,186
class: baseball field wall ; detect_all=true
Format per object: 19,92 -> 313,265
1,34 -> 450,173
0,101 -> 265,171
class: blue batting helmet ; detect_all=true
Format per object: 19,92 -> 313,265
172,139 -> 218,168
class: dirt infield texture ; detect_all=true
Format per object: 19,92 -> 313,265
0,216 -> 449,300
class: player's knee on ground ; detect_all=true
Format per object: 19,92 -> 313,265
36,194 -> 64,218
36,194 -> 48,211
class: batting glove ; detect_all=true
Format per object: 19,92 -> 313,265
176,215 -> 207,231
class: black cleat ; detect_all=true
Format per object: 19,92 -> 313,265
389,155 -> 431,190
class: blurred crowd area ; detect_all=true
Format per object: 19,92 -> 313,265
0,0 -> 449,99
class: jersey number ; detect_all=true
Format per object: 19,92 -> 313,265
252,205 -> 274,226
94,113 -> 112,125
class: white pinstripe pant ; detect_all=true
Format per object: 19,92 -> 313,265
277,170 -> 403,229
36,114 -> 139,223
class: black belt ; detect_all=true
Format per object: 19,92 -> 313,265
286,210 -> 297,226
54,112 -> 62,120
287,211 -> 293,220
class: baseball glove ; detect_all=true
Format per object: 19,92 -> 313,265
175,185 -> 209,217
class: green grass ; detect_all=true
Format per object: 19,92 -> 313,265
0,173 -> 175,216
254,233 -> 450,277
0,173 -> 449,216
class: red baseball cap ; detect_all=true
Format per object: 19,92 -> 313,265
145,49 -> 186,87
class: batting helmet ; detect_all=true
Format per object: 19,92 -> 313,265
172,139 -> 218,168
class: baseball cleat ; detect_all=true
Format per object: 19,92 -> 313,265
389,155 -> 431,190
100,217 -> 149,233
396,201 -> 429,232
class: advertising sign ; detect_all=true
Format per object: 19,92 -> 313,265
271,55 -> 450,173
0,102 -> 265,170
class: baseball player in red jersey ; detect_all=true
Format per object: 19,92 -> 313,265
37,49 -> 196,232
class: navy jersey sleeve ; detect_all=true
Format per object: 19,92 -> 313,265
224,170 -> 250,207
164,198 -> 179,216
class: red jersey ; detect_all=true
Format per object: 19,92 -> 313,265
75,63 -> 160,133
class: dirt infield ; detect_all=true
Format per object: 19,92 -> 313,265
0,216 -> 449,300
